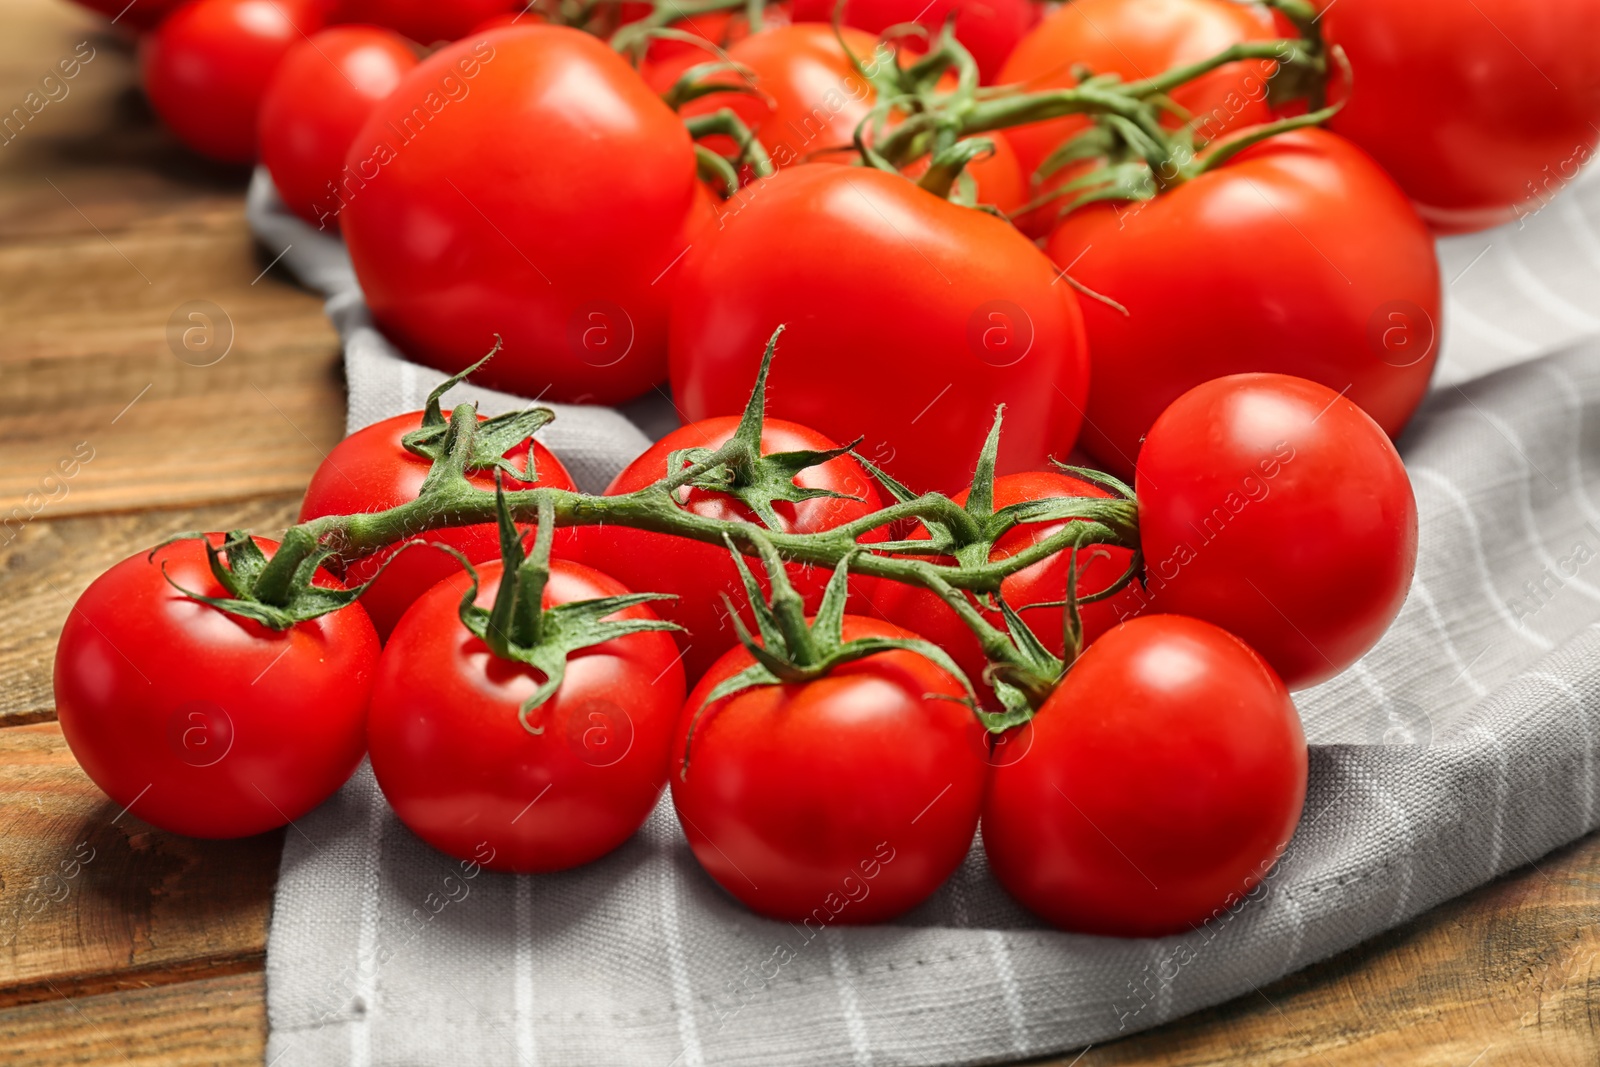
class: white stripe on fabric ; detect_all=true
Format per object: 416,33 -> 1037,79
1557,196 -> 1600,272
350,783 -> 386,1067
984,931 -> 1030,1057
1498,242 -> 1600,333
1466,724 -> 1511,878
1445,300 -> 1543,357
1538,364 -> 1600,532
1410,467 -> 1556,650
1406,576 -> 1489,698
825,928 -> 873,1067
513,877 -> 539,1067
659,866 -> 704,1067
1347,754 -> 1416,926
1528,671 -> 1597,832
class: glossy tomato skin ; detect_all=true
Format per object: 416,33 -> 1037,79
329,0 -> 521,43
671,164 -> 1090,494
341,26 -> 699,404
259,27 -> 418,228
791,0 -> 1033,83
998,0 -> 1280,183
867,470 -> 1145,696
672,617 -> 987,922
983,614 -> 1306,937
53,536 -> 378,839
369,560 -> 685,872
296,410 -> 578,641
1136,373 -> 1418,690
1322,0 -> 1600,233
141,0 -> 327,163
1046,129 -> 1440,481
570,416 -> 886,684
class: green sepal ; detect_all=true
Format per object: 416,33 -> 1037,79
662,59 -> 762,111
399,338 -> 557,485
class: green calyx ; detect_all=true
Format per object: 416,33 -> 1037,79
399,339 -> 555,486
454,481 -> 679,733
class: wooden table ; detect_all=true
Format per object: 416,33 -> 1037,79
2,2 -> 1598,1063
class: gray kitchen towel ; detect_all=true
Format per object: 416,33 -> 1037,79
248,165 -> 1600,1066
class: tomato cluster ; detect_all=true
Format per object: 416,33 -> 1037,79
55,0 -> 1583,938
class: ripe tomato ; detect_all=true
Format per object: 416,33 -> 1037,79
140,0 -> 326,164
340,26 -> 700,404
671,616 -> 987,922
297,410 -> 578,640
867,470 -> 1145,697
791,0 -> 1035,83
53,536 -> 378,839
258,27 -> 418,229
998,0 -> 1281,221
983,614 -> 1306,937
328,0 -> 522,43
369,559 -> 685,872
670,164 -> 1090,494
69,0 -> 187,32
570,416 -> 886,683
1320,0 -> 1600,233
1135,373 -> 1418,690
1045,128 -> 1440,481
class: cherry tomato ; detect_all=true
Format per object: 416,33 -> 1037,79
341,26 -> 700,404
69,0 -> 187,32
983,614 -> 1307,937
329,0 -> 522,43
1045,128 -> 1440,481
369,559 -> 685,872
259,27 -> 418,228
1321,0 -> 1600,233
1135,373 -> 1418,690
670,163 -> 1090,494
867,470 -> 1145,698
53,536 -> 378,839
297,410 -> 578,640
791,0 -> 1034,83
141,0 -> 327,164
570,415 -> 886,683
671,616 -> 987,921
998,0 -> 1281,222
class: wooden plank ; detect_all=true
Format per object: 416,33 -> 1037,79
0,971 -> 264,1067
0,722 -> 282,1009
0,494 -> 303,725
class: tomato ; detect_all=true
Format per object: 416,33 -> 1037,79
53,536 -> 378,839
671,616 -> 987,921
296,410 -> 578,640
369,559 -> 685,871
258,27 -> 418,229
1135,373 -> 1418,690
570,415 -> 886,683
1045,128 -> 1440,481
340,26 -> 700,404
329,0 -> 522,43
791,0 -> 1035,83
867,470 -> 1145,697
69,0 -> 187,32
1320,0 -> 1600,233
141,0 -> 327,164
983,614 -> 1306,937
648,24 -> 1025,211
670,163 -> 1090,494
998,0 -> 1281,230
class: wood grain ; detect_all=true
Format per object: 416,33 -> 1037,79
0,495 -> 303,725
0,722 -> 281,1010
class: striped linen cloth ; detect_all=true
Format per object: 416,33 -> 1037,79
247,164 -> 1600,1066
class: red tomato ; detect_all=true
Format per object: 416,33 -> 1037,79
998,0 -> 1280,222
1045,128 -> 1440,481
670,163 -> 1090,494
1136,373 -> 1418,690
258,27 -> 418,228
671,616 -> 987,921
867,470 -> 1145,697
791,0 -> 1034,83
53,536 -> 378,839
983,614 -> 1306,937
140,0 -> 326,164
340,26 -> 700,404
328,0 -> 522,43
296,410 -> 578,641
69,0 -> 187,32
369,559 -> 685,871
570,416 -> 886,683
1321,0 -> 1600,233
